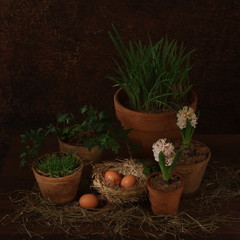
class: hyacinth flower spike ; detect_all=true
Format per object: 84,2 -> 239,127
152,139 -> 181,183
176,106 -> 198,149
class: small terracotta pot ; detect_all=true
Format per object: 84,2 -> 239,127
33,162 -> 83,205
147,172 -> 184,216
114,88 -> 197,157
58,137 -> 103,165
174,141 -> 211,194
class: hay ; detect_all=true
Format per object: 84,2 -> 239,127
92,158 -> 147,204
1,160 -> 240,239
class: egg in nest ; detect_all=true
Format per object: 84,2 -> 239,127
121,175 -> 137,189
104,170 -> 122,186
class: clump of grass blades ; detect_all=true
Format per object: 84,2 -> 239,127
35,152 -> 81,178
1,161 -> 239,239
108,25 -> 194,113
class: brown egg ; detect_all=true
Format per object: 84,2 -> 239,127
121,175 -> 137,189
79,194 -> 99,209
104,170 -> 122,186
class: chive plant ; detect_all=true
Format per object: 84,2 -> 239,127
108,25 -> 194,113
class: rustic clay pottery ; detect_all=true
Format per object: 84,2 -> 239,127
58,137 -> 103,164
147,171 -> 184,215
174,140 -> 211,194
114,88 -> 197,157
33,163 -> 83,204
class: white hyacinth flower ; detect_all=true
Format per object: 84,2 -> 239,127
176,106 -> 198,129
152,138 -> 175,166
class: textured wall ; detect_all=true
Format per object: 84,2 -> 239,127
0,0 -> 240,138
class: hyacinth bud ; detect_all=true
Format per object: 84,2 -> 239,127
152,138 -> 175,166
176,106 -> 198,149
176,106 -> 197,129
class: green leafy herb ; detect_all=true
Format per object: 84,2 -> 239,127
47,105 -> 130,153
20,128 -> 47,167
136,158 -> 160,176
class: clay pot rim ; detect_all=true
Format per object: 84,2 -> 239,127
114,87 -> 197,116
147,171 -> 184,193
32,167 -> 83,181
57,136 -> 101,151
175,139 -> 211,167
56,125 -> 98,147
32,152 -> 83,180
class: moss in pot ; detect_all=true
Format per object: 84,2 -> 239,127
33,152 -> 83,204
20,130 -> 83,204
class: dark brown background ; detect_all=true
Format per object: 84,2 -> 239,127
0,0 -> 240,146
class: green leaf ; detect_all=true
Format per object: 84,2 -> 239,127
158,152 -> 170,181
57,113 -> 68,123
170,151 -> 182,172
20,158 -> 27,168
80,105 -> 88,114
142,166 -> 151,176
152,164 -> 160,173
127,140 -> 141,153
19,128 -> 48,168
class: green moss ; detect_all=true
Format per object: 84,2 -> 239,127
36,152 -> 81,178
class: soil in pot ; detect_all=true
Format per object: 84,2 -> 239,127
114,88 -> 197,158
149,174 -> 183,191
173,140 -> 211,194
147,172 -> 184,216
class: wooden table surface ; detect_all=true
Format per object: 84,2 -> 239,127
0,135 -> 239,239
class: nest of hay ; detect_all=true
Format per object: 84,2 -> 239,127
92,158 -> 147,204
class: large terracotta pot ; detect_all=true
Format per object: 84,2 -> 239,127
33,161 -> 83,204
114,88 -> 197,157
58,137 -> 103,165
174,140 -> 211,195
147,171 -> 184,215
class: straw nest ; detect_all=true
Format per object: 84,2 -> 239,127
92,158 -> 147,204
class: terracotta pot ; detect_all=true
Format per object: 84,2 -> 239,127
174,141 -> 211,194
114,88 -> 197,157
33,161 -> 83,204
147,172 -> 184,215
58,137 -> 103,165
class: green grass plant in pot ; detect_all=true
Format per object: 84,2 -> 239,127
173,106 -> 211,194
20,130 -> 83,204
108,25 -> 197,157
147,138 -> 183,215
47,105 -> 130,165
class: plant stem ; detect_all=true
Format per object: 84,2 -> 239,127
183,139 -> 190,149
